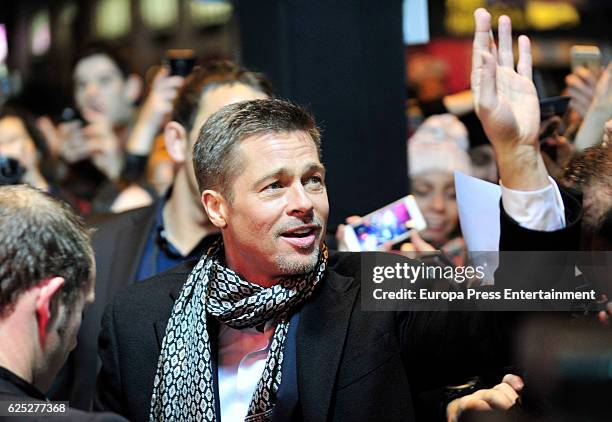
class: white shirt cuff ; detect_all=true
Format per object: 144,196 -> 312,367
500,176 -> 566,231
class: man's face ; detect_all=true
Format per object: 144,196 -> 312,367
40,281 -> 95,391
183,83 -> 269,201
73,53 -> 132,125
0,116 -> 39,174
220,131 -> 329,284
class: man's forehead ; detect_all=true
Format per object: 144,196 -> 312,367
74,54 -> 122,79
241,130 -> 318,154
237,131 -> 319,169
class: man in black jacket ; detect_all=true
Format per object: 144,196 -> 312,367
96,9 -> 581,422
60,61 -> 273,410
0,185 -> 126,422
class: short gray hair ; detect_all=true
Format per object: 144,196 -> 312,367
193,98 -> 321,201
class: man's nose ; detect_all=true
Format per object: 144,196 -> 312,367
287,182 -> 314,216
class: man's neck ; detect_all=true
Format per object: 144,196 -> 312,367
0,325 -> 34,385
162,170 -> 218,256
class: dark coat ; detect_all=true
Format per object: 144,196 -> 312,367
95,191 -> 582,422
0,368 -> 127,422
51,205 -> 157,409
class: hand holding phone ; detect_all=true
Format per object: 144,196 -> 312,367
164,49 -> 196,77
570,45 -> 602,75
342,195 -> 427,251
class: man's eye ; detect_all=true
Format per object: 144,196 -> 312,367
306,175 -> 323,185
265,181 -> 283,191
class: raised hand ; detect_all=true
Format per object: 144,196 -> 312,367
472,8 -> 549,191
127,67 -> 185,156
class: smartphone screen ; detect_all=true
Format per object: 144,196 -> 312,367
344,195 -> 427,251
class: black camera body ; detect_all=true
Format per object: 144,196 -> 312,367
0,155 -> 25,185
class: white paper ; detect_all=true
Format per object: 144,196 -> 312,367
454,171 -> 501,285
454,171 -> 501,252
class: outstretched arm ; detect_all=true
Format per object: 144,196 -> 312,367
472,8 -> 549,192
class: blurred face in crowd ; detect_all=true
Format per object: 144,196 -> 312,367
73,53 -> 136,125
184,83 -> 269,199
412,171 -> 459,246
219,131 -> 328,285
0,116 -> 40,178
35,280 -> 94,391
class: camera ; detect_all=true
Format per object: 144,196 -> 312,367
0,155 -> 25,185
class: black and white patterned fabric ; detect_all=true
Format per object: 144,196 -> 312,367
149,240 -> 328,422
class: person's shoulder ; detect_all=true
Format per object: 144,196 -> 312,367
328,250 -> 402,276
0,392 -> 127,422
328,250 -> 362,277
88,203 -> 156,229
109,260 -> 196,318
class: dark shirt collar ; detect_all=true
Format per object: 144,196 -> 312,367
0,366 -> 47,400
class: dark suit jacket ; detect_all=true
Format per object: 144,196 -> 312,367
95,193 -> 582,422
0,369 -> 127,422
51,205 -> 158,409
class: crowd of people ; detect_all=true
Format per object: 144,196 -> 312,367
0,7 -> 611,422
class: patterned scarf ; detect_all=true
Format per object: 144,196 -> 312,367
149,240 -> 328,422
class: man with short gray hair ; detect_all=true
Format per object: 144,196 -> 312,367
97,11 -> 582,422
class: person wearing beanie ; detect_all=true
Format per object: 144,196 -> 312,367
408,113 -> 471,265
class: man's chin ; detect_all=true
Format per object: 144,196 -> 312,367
276,247 -> 320,276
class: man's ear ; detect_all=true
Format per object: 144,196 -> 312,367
35,277 -> 65,348
202,190 -> 228,229
164,121 -> 189,164
124,74 -> 142,104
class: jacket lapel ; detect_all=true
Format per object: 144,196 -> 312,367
108,205 -> 157,293
296,268 -> 359,422
153,278 -> 185,350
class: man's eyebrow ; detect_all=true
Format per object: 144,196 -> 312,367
252,168 -> 286,189
305,162 -> 326,176
251,162 -> 326,190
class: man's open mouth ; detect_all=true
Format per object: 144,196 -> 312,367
280,225 -> 320,248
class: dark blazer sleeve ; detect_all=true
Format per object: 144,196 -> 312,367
499,186 -> 582,252
94,301 -> 124,416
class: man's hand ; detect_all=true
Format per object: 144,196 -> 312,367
566,66 -> 599,118
472,8 -> 549,191
574,64 -> 612,150
127,67 -> 184,156
447,374 -> 524,422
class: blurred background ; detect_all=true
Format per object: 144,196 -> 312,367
0,0 -> 610,224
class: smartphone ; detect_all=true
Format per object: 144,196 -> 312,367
539,96 -> 571,122
164,49 -> 196,77
343,195 -> 427,252
570,45 -> 602,74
